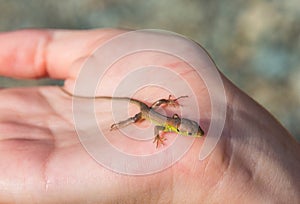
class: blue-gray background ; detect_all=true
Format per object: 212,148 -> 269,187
0,0 -> 299,140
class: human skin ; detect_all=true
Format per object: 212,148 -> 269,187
0,29 -> 299,203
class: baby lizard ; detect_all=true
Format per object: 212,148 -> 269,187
59,87 -> 204,147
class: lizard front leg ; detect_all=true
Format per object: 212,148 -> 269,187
153,125 -> 167,148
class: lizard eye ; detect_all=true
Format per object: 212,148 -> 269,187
172,114 -> 179,119
188,132 -> 192,136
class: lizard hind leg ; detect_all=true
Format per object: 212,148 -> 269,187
150,95 -> 188,109
110,112 -> 142,130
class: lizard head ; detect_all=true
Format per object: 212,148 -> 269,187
177,118 -> 204,137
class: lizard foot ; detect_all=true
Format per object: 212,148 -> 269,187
110,123 -> 119,131
168,95 -> 188,107
153,135 -> 167,148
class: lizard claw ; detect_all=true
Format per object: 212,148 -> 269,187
110,123 -> 118,131
153,135 -> 167,148
168,95 -> 188,107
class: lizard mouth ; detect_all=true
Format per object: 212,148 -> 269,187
198,127 -> 205,136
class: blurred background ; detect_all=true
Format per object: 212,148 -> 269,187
0,0 -> 299,140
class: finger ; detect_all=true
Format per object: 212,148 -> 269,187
0,29 -> 126,79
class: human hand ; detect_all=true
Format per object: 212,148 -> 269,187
0,29 -> 299,203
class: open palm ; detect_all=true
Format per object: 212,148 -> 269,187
0,29 -> 214,203
0,29 -> 298,203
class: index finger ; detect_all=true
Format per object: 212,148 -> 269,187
0,29 -> 126,79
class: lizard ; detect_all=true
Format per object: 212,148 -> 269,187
59,87 -> 204,147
